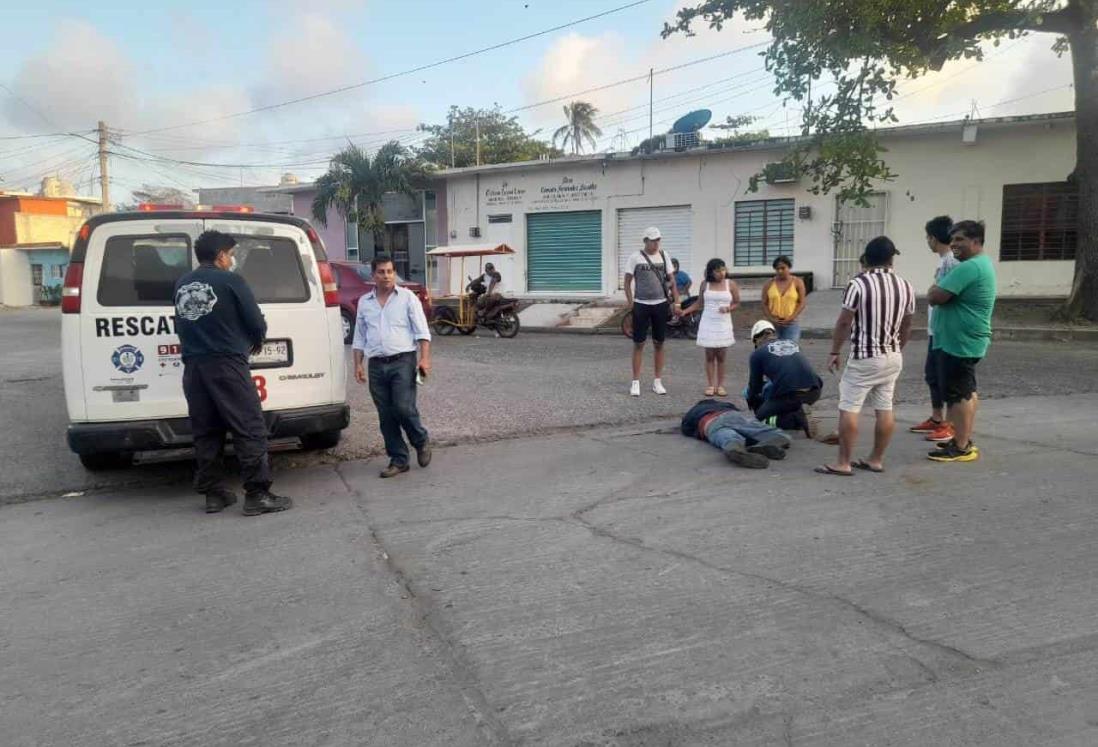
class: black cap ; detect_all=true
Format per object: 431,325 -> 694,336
863,236 -> 900,267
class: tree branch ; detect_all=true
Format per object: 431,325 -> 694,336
926,7 -> 1078,64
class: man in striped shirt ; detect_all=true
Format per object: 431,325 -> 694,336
817,236 -> 916,476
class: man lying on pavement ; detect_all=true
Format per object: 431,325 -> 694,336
681,399 -> 792,469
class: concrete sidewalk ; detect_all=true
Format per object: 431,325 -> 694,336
3,394 -> 1098,745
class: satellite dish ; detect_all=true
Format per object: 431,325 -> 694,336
671,109 -> 712,134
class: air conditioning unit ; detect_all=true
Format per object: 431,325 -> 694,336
764,162 -> 799,184
469,226 -> 481,238
671,131 -> 701,151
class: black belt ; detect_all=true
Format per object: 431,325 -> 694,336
370,351 -> 415,364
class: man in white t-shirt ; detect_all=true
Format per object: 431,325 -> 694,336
623,226 -> 680,396
909,215 -> 960,442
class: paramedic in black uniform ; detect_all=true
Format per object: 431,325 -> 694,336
174,230 -> 292,516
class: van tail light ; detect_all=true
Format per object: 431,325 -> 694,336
61,262 -> 84,314
317,261 -> 339,307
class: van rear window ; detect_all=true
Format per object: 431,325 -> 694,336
233,236 -> 309,303
97,235 -> 191,306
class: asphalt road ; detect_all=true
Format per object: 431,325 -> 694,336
4,306 -> 1098,502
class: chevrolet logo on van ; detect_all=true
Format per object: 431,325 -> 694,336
95,316 -> 178,337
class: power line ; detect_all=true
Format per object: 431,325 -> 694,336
128,0 -> 656,136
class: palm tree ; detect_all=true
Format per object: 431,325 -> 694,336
552,101 -> 603,155
311,141 -> 428,245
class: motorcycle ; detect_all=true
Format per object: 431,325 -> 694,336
432,294 -> 521,338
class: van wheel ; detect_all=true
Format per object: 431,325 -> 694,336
79,452 -> 133,471
341,310 -> 355,345
301,430 -> 342,450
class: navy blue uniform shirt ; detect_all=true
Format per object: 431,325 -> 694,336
174,264 -> 267,362
747,340 -> 823,409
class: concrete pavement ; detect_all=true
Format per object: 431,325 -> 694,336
3,393 -> 1098,745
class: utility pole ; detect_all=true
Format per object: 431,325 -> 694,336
97,120 -> 110,211
475,116 -> 481,167
449,110 -> 455,168
648,68 -> 654,140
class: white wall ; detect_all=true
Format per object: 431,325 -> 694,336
443,117 -> 1077,298
0,249 -> 34,307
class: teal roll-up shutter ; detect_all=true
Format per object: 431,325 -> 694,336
526,211 -> 602,292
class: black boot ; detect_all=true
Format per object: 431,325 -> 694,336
205,488 -> 239,514
243,490 -> 293,517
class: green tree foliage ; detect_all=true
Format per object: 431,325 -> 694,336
415,106 -> 559,168
664,0 -> 1098,320
311,141 -> 428,240
709,114 -> 771,146
553,101 -> 604,155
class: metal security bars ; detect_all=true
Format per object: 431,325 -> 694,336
734,199 -> 794,267
1000,182 -> 1078,262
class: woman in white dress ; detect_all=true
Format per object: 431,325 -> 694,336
681,258 -> 740,396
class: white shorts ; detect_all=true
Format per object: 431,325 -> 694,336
838,351 -> 903,413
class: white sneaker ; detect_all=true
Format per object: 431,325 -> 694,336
629,380 -> 641,397
652,379 -> 668,395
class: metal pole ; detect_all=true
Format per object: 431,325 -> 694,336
648,68 -> 654,140
475,117 -> 481,167
449,110 -> 455,168
97,120 -> 110,211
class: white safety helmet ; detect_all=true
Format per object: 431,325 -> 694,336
750,320 -> 776,341
642,226 -> 662,241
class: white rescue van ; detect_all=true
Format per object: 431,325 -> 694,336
61,209 -> 349,470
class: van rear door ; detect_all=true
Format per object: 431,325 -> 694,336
80,219 -> 201,421
204,219 -> 339,411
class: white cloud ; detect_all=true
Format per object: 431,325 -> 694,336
2,19 -> 136,131
891,35 -> 1074,123
520,4 -> 773,149
251,12 -> 369,107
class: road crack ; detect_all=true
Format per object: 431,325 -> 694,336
334,463 -> 515,746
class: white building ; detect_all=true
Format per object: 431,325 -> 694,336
437,112 -> 1077,299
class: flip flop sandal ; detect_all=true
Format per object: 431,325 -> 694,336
814,464 -> 853,477
716,387 -> 728,397
704,387 -> 716,396
853,459 -> 884,473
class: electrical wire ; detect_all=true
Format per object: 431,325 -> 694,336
127,0 -> 657,136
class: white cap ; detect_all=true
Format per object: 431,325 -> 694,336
751,320 -> 776,341
642,226 -> 662,241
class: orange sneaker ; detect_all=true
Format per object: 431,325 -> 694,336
925,422 -> 955,442
910,417 -> 942,433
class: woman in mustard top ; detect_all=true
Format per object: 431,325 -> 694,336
761,255 -> 807,341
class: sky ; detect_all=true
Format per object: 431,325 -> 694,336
0,0 -> 1077,204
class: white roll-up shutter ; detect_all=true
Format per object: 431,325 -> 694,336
616,206 -> 693,289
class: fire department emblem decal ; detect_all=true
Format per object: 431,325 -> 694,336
112,345 -> 145,374
175,281 -> 218,321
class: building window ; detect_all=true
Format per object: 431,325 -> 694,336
31,264 -> 43,287
487,214 -> 513,223
734,199 -> 794,266
1001,182 -> 1078,261
345,217 -> 359,261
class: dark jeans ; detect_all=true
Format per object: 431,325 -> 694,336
925,338 -> 945,410
754,386 -> 821,422
182,355 -> 272,496
369,352 -> 429,466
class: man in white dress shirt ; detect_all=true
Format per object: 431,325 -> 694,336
352,255 -> 433,478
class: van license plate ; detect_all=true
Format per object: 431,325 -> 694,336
249,339 -> 292,368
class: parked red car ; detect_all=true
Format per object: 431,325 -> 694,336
331,260 -> 432,344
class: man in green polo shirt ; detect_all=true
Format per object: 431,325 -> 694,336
926,220 -> 997,462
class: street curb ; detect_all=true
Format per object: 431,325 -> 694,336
520,325 -> 1098,342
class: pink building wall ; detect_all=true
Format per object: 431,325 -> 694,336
291,191 -> 348,260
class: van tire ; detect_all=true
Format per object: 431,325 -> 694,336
79,452 -> 134,471
341,310 -> 355,345
301,429 -> 342,450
